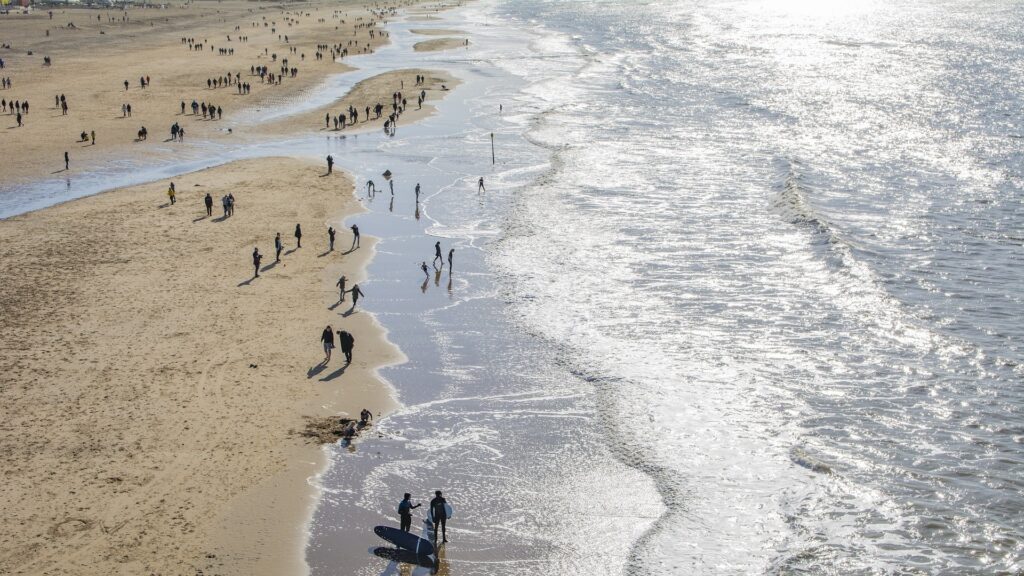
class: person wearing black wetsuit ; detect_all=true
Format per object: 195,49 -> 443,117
398,493 -> 420,532
429,490 -> 448,543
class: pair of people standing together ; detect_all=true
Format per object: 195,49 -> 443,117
320,325 -> 355,365
398,490 -> 450,544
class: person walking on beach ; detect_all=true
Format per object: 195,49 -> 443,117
336,275 -> 347,302
326,154 -> 334,174
477,177 -> 485,192
275,232 -> 283,262
421,261 -> 429,278
430,491 -> 449,543
204,193 -> 213,216
398,493 -> 421,533
91,130 -> 95,145
294,223 -> 303,248
337,329 -> 354,365
252,247 -> 263,278
320,325 -> 335,363
432,241 -> 443,268
63,151 -> 69,171
350,224 -> 360,250
448,248 -> 454,272
328,226 -> 336,251
167,183 -> 176,205
348,284 -> 364,310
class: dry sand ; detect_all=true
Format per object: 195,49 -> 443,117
413,38 -> 468,52
0,157 -> 403,575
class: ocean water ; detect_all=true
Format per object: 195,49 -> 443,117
486,0 -> 1024,573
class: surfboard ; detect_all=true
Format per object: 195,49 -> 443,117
373,526 -> 435,557
426,503 -> 454,523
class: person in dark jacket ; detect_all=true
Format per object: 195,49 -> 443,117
294,223 -> 302,248
336,329 -> 354,364
320,325 -> 335,363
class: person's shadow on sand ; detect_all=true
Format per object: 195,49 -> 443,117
237,276 -> 256,287
328,300 -> 344,311
319,363 -> 348,381
307,362 -> 328,379
192,215 -> 208,223
260,261 -> 278,273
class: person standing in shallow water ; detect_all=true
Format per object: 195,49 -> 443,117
433,241 -> 443,268
448,248 -> 454,272
294,223 -> 302,248
320,325 -> 335,363
478,177 -> 485,192
398,493 -> 421,533
430,490 -> 449,543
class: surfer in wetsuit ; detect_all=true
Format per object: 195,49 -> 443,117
430,490 -> 448,543
398,493 -> 421,532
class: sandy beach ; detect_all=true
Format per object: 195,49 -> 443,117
0,157 -> 405,575
0,1 -> 463,573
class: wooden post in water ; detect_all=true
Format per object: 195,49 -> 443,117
490,132 -> 495,165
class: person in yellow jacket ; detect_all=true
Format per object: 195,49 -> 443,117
167,182 -> 176,205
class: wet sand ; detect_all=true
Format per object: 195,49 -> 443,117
414,38 -> 469,52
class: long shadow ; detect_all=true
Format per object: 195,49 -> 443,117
307,362 -> 328,379
342,307 -> 357,317
163,138 -> 175,142
237,276 -> 256,287
260,260 -> 278,273
319,172 -> 331,178
319,363 -> 348,381
343,247 -> 358,255
51,168 -> 67,174
192,215 -> 208,223
328,300 -> 344,311
284,247 -> 299,256
212,214 -> 229,223
317,250 -> 332,258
